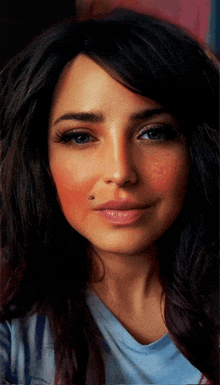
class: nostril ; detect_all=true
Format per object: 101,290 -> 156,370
104,169 -> 138,187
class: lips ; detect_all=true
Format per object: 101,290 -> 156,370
96,208 -> 147,225
95,198 -> 148,210
94,198 -> 151,225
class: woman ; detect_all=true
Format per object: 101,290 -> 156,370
0,9 -> 219,385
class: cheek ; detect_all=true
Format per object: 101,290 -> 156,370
49,157 -> 93,223
146,150 -> 189,197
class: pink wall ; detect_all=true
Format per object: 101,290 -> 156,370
76,0 -> 210,42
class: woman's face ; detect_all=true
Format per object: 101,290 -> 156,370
48,54 -> 189,256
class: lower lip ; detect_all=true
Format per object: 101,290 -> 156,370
96,209 -> 147,225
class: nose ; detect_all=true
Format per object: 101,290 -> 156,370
103,137 -> 138,187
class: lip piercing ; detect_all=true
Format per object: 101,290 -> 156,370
88,195 -> 95,200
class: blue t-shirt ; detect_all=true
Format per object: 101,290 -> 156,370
86,290 -> 202,384
0,292 -> 204,384
0,315 -> 55,384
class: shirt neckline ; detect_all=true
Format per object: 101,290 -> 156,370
86,287 -> 170,352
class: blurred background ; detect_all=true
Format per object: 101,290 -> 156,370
0,0 -> 219,70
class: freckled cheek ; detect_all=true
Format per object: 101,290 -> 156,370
145,154 -> 189,196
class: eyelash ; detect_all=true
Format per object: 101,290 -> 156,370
55,130 -> 94,145
138,125 -> 178,141
54,125 -> 178,146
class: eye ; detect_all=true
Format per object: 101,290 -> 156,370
54,130 -> 94,145
138,125 -> 178,141
71,132 -> 91,144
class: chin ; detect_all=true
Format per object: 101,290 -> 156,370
88,230 -> 159,256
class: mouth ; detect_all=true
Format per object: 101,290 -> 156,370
94,198 -> 149,210
96,208 -> 148,225
94,198 -> 151,225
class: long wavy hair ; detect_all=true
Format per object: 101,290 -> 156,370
0,9 -> 219,385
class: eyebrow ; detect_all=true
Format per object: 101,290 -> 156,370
54,112 -> 103,125
53,107 -> 167,125
130,107 -> 167,120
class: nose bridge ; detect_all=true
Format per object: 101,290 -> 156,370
103,129 -> 137,186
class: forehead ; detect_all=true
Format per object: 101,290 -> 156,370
49,54 -> 162,125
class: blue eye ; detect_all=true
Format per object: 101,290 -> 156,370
139,126 -> 177,141
71,133 -> 91,144
55,131 -> 92,145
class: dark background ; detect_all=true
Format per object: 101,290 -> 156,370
0,0 -> 76,70
1,0 -> 219,70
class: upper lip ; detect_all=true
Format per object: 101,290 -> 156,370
94,198 -> 150,210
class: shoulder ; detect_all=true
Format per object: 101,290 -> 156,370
1,313 -> 53,352
0,313 -> 55,384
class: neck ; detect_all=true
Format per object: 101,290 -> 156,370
88,245 -> 163,309
88,246 -> 168,345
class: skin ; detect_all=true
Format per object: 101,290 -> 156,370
48,54 -> 190,344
